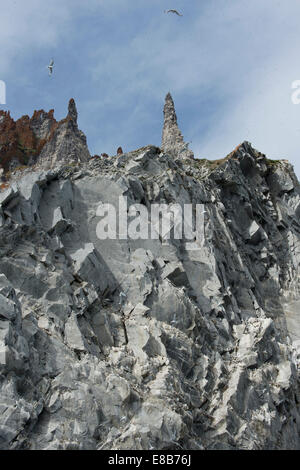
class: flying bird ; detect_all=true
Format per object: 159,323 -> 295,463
47,59 -> 54,76
164,9 -> 183,16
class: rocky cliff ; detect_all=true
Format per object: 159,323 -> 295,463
0,95 -> 299,450
162,93 -> 194,160
0,99 -> 90,176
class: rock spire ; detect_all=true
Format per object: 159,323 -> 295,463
161,92 -> 194,159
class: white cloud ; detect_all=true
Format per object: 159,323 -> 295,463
1,0 -> 300,176
191,1 -> 300,176
85,0 -> 300,175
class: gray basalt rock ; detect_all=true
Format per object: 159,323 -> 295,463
30,110 -> 56,141
36,99 -> 90,170
0,119 -> 299,450
162,93 -> 194,160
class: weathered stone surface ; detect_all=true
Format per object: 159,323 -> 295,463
0,99 -> 90,175
161,93 -> 194,160
0,108 -> 56,173
36,99 -> 90,169
0,110 -> 299,450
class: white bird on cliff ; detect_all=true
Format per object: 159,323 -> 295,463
164,9 -> 183,16
119,291 -> 127,307
47,59 -> 54,76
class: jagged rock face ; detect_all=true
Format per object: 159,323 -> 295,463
36,99 -> 90,170
0,142 -> 299,450
0,109 -> 55,173
0,100 -> 90,174
30,109 -> 57,141
162,93 -> 194,160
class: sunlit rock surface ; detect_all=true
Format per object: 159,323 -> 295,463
0,99 -> 90,175
162,93 -> 194,160
0,100 -> 299,450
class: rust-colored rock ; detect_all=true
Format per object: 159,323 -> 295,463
0,108 -> 57,173
0,98 -> 90,173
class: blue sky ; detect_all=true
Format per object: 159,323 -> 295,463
1,0 -> 300,176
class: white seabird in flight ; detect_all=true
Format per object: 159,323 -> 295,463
47,59 -> 54,76
164,9 -> 183,16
